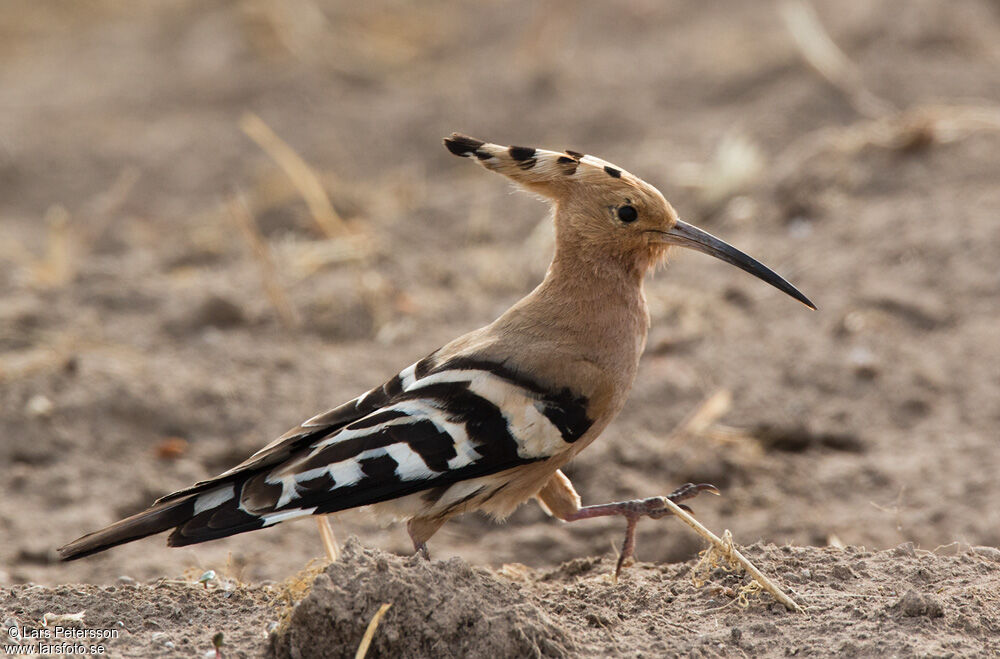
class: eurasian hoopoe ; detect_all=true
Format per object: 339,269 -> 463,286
60,134 -> 813,575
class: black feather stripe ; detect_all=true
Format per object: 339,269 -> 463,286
399,383 -> 522,463
169,499 -> 265,546
346,408 -> 409,430
397,419 -> 458,472
414,354 -> 436,380
557,155 -> 580,176
540,388 -> 592,442
444,134 -> 485,156
508,145 -> 536,161
294,471 -> 336,495
428,357 -> 593,441
434,356 -> 548,395
292,424 -> 409,472
311,455 -> 545,516
359,453 -> 399,482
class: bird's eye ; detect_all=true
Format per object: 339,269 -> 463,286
617,205 -> 638,223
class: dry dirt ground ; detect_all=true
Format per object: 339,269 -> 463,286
2,0 -> 999,656
4,540 -> 1000,657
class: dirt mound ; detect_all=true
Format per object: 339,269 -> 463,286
268,539 -> 572,659
265,540 -> 1000,658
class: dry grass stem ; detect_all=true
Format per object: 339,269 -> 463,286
354,603 -> 392,659
774,103 -> 1000,186
779,0 -> 894,118
661,498 -> 803,613
82,165 -> 140,244
669,389 -> 732,440
240,111 -> 349,239
279,235 -> 375,281
227,195 -> 302,329
28,205 -> 74,287
316,516 -> 340,562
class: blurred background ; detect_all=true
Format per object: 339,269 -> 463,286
1,0 -> 998,586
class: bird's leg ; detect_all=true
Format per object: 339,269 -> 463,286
407,517 -> 444,560
316,515 -> 340,562
537,470 -> 720,577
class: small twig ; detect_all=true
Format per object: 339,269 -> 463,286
660,497 -> 804,613
779,0 -> 894,118
354,603 -> 392,659
240,111 -> 349,239
667,389 -> 732,441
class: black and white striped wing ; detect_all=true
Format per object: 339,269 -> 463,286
166,355 -> 592,545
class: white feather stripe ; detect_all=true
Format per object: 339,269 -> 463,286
398,362 -> 418,388
382,443 -> 436,481
193,485 -> 236,515
464,374 -> 568,459
260,507 -> 317,527
310,400 -> 428,451
325,456 -> 367,488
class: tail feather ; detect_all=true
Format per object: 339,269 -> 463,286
58,497 -> 197,561
58,484 -> 268,560
167,496 -> 268,547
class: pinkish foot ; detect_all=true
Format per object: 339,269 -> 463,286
563,482 -> 720,577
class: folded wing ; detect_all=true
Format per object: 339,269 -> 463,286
59,353 -> 591,559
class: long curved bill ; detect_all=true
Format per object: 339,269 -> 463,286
657,220 -> 816,310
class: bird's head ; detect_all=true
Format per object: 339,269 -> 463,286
444,133 -> 814,309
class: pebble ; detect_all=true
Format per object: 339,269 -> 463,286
895,589 -> 944,618
25,395 -> 54,417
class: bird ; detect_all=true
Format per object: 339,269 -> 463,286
59,134 -> 813,575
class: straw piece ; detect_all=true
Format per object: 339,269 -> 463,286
240,112 -> 349,238
660,497 -> 803,613
354,603 -> 392,659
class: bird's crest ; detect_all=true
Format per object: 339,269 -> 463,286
444,133 -> 638,200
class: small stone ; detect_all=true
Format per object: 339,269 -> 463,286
25,395 -> 54,417
848,346 -> 879,380
895,589 -> 944,618
830,565 -> 855,581
118,575 -> 136,585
